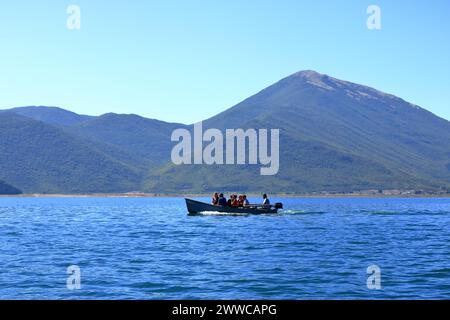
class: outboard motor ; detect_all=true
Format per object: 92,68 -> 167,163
274,202 -> 283,209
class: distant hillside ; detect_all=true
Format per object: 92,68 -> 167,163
4,107 -> 185,167
0,180 -> 22,195
6,106 -> 93,126
3,70 -> 450,194
68,113 -> 186,166
0,112 -> 141,193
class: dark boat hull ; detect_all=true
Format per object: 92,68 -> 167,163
185,198 -> 279,215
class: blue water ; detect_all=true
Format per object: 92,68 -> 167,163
0,197 -> 449,299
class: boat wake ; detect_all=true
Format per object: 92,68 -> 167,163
189,211 -> 249,216
280,209 -> 326,215
189,210 -> 326,216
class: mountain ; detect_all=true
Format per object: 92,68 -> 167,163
2,70 -> 450,194
0,179 -> 22,195
5,106 -> 93,126
68,113 -> 186,166
212,71 -> 450,178
0,112 -> 141,193
4,107 -> 185,167
145,71 -> 450,193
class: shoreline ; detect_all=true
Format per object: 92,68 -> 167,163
1,193 -> 450,199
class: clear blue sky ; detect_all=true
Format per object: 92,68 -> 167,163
0,0 -> 449,124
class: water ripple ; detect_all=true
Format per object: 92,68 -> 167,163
0,197 -> 449,299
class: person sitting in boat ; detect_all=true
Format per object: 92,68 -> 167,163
231,195 -> 239,207
226,196 -> 233,207
218,193 -> 227,206
228,194 -> 235,207
262,194 -> 270,207
237,195 -> 244,207
242,195 -> 250,206
211,192 -> 219,205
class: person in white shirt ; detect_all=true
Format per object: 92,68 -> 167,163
262,194 -> 270,206
242,195 -> 250,206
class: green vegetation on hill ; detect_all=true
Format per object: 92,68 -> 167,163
69,113 -> 186,166
197,71 -> 450,192
0,113 -> 141,193
0,180 -> 22,195
2,70 -> 450,194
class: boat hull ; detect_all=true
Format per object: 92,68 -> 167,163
185,198 -> 279,215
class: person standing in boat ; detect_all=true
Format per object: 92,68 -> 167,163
262,194 -> 270,207
211,192 -> 219,205
218,193 -> 227,206
242,195 -> 250,207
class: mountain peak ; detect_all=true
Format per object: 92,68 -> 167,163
285,70 -> 337,91
286,70 -> 403,102
292,70 -> 326,79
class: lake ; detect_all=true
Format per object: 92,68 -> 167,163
0,197 -> 449,299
